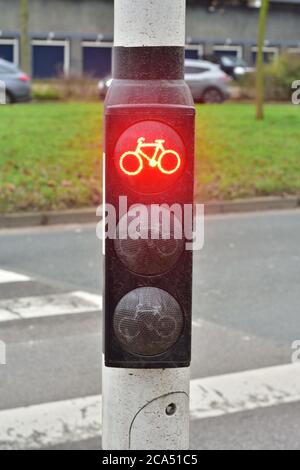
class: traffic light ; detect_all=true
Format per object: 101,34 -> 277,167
102,0 -> 193,451
104,100 -> 195,369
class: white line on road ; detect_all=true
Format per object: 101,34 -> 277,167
0,291 -> 102,322
190,362 -> 300,420
0,396 -> 102,450
0,363 -> 300,449
0,269 -> 31,284
73,291 -> 103,309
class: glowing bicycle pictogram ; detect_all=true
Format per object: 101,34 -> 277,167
119,137 -> 181,176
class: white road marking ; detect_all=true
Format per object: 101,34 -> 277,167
0,291 -> 102,322
0,396 -> 102,450
0,269 -> 31,284
0,363 -> 300,449
190,363 -> 300,420
192,319 -> 203,328
73,291 -> 103,310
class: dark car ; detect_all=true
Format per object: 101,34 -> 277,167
0,58 -> 31,104
209,55 -> 254,80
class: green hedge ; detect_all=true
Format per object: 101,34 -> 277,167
239,54 -> 300,101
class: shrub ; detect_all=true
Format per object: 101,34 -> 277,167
238,54 -> 300,101
57,74 -> 99,101
32,74 -> 99,102
32,83 -> 62,101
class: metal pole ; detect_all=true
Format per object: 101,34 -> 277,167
102,0 -> 190,451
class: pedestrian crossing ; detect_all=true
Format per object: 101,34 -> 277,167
1,362 -> 300,450
0,268 -> 300,450
0,395 -> 102,450
0,269 -> 31,284
0,268 -> 102,322
0,291 -> 102,322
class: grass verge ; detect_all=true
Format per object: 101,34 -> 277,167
0,102 -> 299,213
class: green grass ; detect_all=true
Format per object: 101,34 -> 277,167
0,102 -> 299,213
196,103 -> 300,200
0,103 -> 102,212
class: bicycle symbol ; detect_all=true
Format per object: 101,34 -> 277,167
117,304 -> 179,341
119,137 -> 181,176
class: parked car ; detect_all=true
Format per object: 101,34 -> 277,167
98,59 -> 231,103
0,58 -> 31,104
184,59 -> 231,103
210,55 -> 254,80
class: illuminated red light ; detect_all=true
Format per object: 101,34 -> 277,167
114,121 -> 185,194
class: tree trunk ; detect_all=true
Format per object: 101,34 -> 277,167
20,0 -> 30,75
255,0 -> 270,121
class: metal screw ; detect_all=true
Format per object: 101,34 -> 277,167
165,403 -> 176,416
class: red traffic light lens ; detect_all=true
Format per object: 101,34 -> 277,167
114,121 -> 185,194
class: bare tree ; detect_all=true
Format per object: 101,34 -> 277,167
20,0 -> 30,75
255,0 -> 270,120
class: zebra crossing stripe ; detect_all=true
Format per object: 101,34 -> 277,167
0,291 -> 103,322
0,269 -> 31,284
0,395 -> 102,450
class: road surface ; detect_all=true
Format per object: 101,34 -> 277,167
0,209 -> 299,450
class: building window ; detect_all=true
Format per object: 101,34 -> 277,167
251,46 -> 279,65
82,41 -> 113,78
0,39 -> 19,66
185,45 -> 204,60
32,39 -> 70,78
213,45 -> 243,59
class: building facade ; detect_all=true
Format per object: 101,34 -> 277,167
0,0 -> 299,78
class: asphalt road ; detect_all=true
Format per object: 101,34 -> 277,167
0,209 -> 299,450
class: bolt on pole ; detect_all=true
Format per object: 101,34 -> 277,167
102,0 -> 194,451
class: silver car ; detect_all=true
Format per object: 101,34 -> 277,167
0,58 -> 31,104
184,59 -> 231,103
98,59 -> 231,104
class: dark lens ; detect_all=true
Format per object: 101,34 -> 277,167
113,287 -> 184,356
114,205 -> 184,276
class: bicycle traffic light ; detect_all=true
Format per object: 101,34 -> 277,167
104,98 -> 195,369
103,18 -> 196,369
102,0 -> 193,451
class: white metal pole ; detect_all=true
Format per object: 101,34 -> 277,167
102,362 -> 190,450
114,0 -> 186,48
102,0 -> 190,451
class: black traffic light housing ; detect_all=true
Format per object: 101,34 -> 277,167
104,103 -> 195,368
